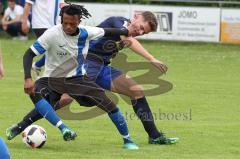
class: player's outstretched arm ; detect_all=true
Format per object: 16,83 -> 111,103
103,28 -> 129,37
0,49 -> 4,79
81,26 -> 129,41
122,36 -> 168,73
23,48 -> 36,95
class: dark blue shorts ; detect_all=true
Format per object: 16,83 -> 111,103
85,60 -> 123,90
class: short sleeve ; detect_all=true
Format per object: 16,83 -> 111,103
30,29 -> 52,55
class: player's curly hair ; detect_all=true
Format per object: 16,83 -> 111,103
60,3 -> 91,21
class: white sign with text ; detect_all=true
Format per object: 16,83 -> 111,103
78,3 -> 220,42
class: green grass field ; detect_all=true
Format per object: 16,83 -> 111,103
0,38 -> 240,159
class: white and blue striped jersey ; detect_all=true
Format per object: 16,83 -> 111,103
26,0 -> 64,29
31,24 -> 105,78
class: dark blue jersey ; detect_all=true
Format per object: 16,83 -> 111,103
89,16 -> 130,65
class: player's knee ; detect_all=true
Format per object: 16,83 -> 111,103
129,85 -> 145,99
59,94 -> 73,107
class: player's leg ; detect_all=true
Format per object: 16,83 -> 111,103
6,109 -> 42,140
30,78 -> 76,141
75,97 -> 139,150
6,86 -> 62,140
101,66 -> 178,144
30,96 -> 76,141
6,94 -> 137,149
62,77 -> 138,149
9,76 -> 137,147
48,77 -> 137,148
0,137 -> 10,159
6,80 -> 65,140
108,107 -> 138,149
50,90 -> 138,148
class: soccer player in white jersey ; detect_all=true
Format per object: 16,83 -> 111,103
18,4 -> 138,149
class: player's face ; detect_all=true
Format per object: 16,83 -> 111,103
128,15 -> 152,37
62,13 -> 81,35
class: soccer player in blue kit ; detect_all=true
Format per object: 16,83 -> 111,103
83,12 -> 179,145
7,11 -> 179,145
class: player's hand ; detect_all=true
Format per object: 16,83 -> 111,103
150,58 -> 168,74
22,20 -> 29,33
0,64 -> 4,79
24,78 -> 35,95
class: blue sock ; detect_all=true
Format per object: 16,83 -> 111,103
35,55 -> 45,68
35,99 -> 66,131
0,138 -> 10,159
108,107 -> 130,139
